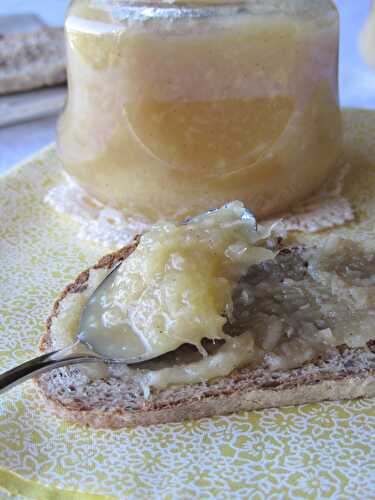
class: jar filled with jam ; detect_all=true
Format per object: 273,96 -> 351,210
58,0 -> 341,221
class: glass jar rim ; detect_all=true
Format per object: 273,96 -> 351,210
88,0 -> 338,21
101,0 -> 334,9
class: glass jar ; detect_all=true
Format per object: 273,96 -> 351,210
58,0 -> 341,222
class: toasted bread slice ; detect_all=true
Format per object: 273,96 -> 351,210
36,240 -> 375,429
0,24 -> 66,95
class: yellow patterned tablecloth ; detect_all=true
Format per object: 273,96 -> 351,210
0,109 -> 375,499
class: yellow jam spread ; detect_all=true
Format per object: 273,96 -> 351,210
58,0 -> 341,221
50,230 -> 375,394
78,202 -> 274,360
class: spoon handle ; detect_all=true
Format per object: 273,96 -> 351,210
0,349 -> 103,395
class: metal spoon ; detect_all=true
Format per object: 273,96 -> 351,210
0,205 -> 256,395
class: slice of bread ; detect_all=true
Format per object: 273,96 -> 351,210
0,25 -> 66,94
36,109 -> 375,428
36,240 -> 375,429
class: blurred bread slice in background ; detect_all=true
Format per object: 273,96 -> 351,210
0,14 -> 66,95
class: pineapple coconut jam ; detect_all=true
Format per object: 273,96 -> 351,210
47,0 -> 351,248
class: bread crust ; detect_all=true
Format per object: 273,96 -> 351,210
36,238 -> 375,428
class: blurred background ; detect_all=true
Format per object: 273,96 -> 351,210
0,0 -> 374,174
